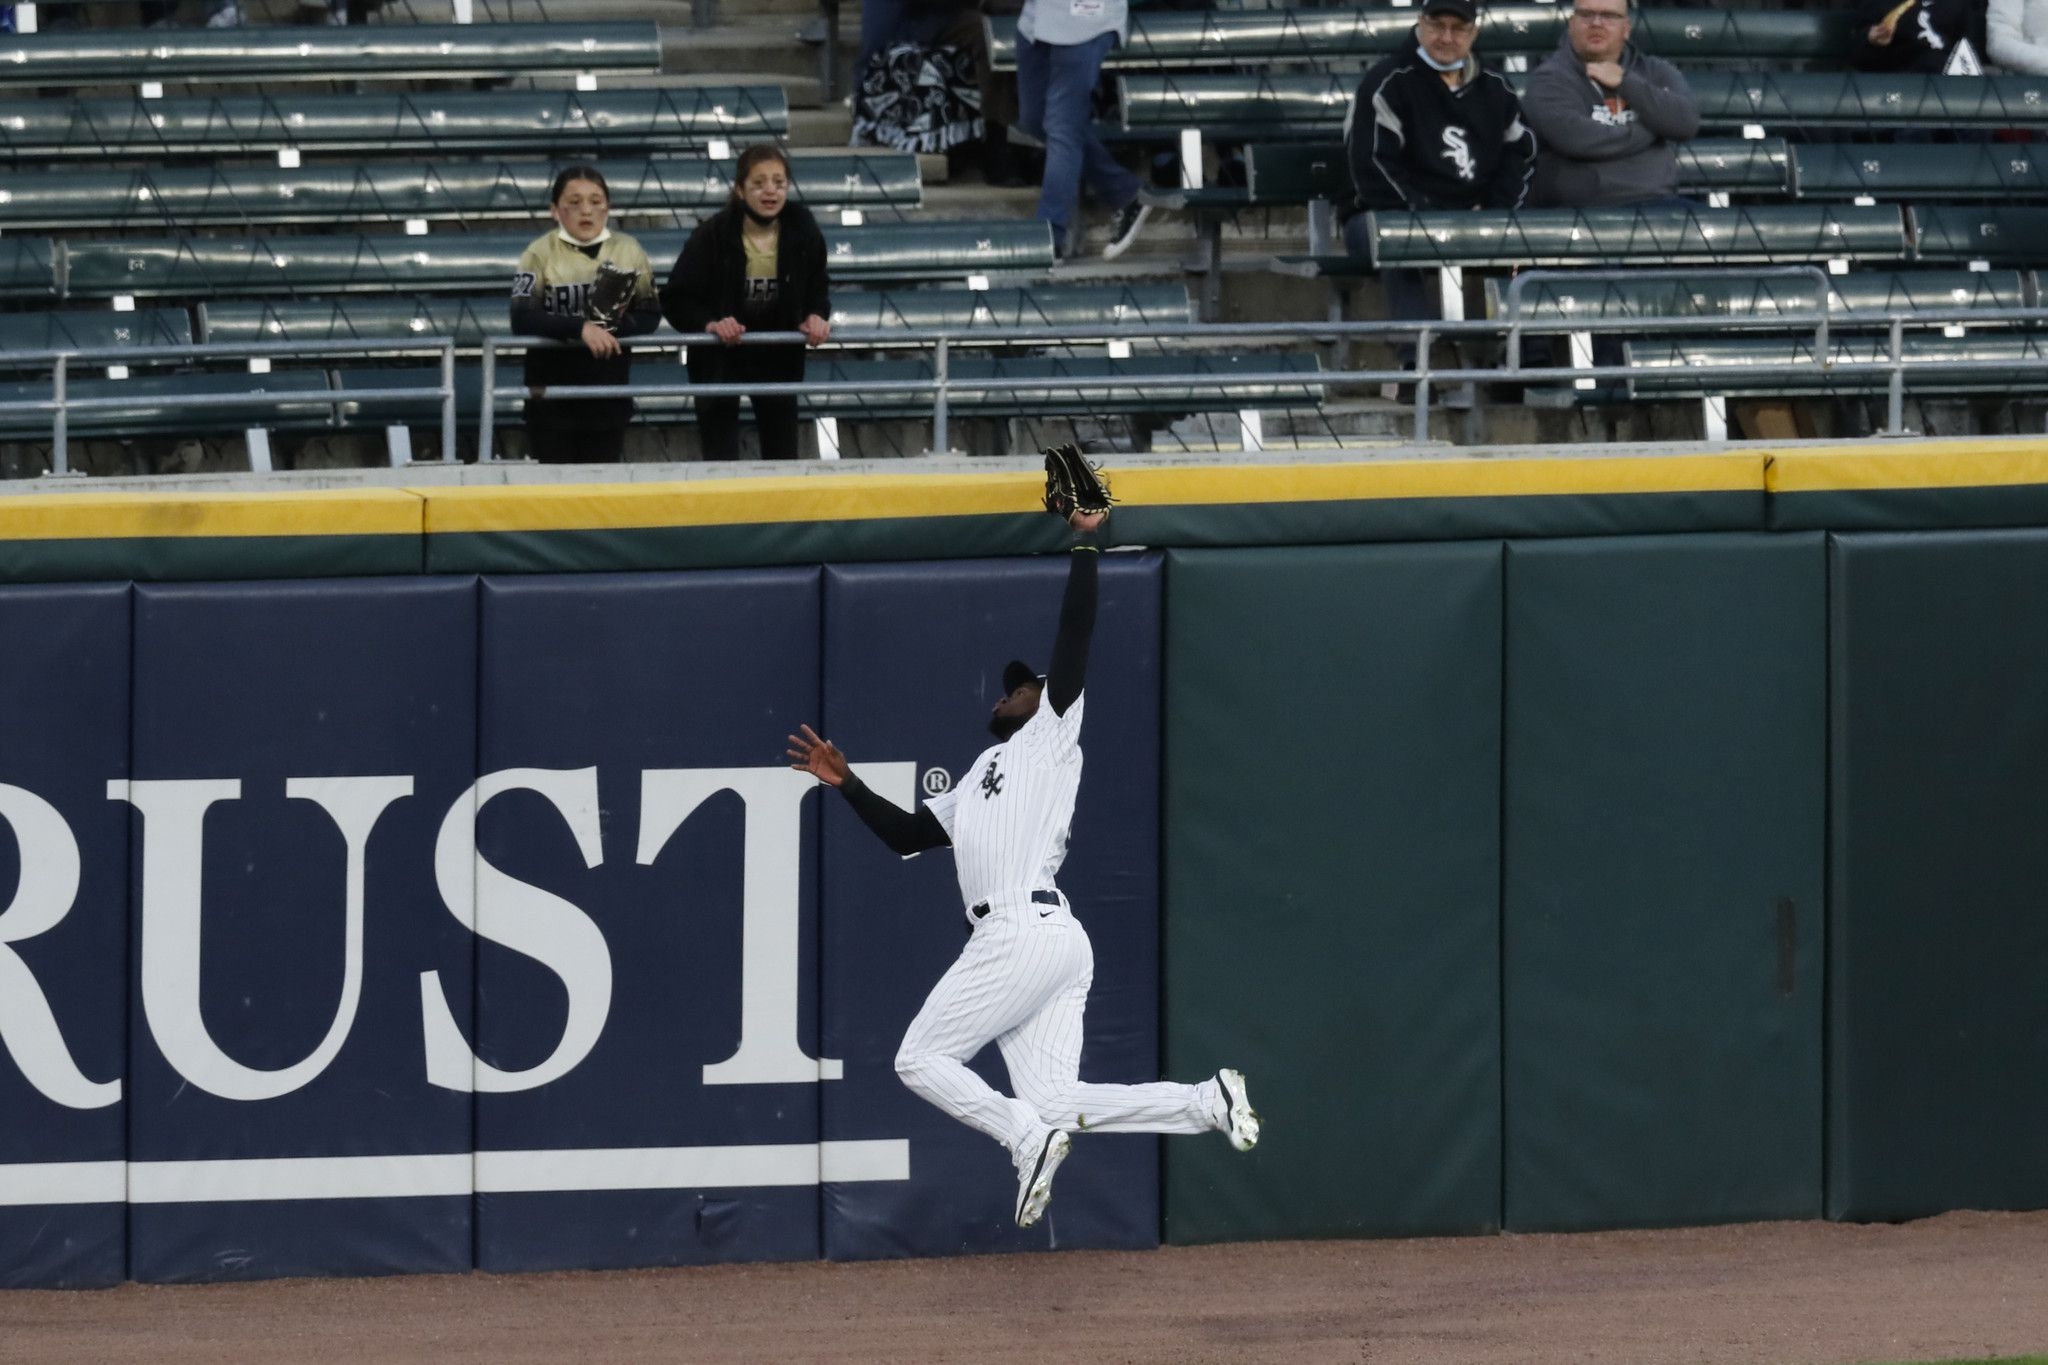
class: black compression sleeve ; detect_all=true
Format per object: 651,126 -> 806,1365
1045,543 -> 1098,717
839,773 -> 951,856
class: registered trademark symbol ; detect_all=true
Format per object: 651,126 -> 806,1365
921,767 -> 952,796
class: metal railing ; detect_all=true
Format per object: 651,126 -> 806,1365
9,307 -> 2048,471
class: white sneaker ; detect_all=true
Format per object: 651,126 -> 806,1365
1015,1130 -> 1070,1227
1216,1068 -> 1259,1152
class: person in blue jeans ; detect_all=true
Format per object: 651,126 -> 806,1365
1016,0 -> 1153,259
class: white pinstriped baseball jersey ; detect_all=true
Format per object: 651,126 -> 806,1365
924,692 -> 1085,912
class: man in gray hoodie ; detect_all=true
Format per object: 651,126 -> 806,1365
1521,0 -> 1700,208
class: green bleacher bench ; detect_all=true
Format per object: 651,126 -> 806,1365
1120,71 -> 2048,141
0,369 -> 331,439
1625,332 -> 2048,396
198,284 -> 1194,346
333,351 -> 1325,427
1794,144 -> 2048,202
1244,137 -> 1790,212
0,87 -> 787,159
0,153 -> 919,232
60,221 -> 1055,298
1909,205 -> 2048,265
0,306 -> 192,356
1487,268 -> 2035,322
0,237 -> 59,297
1685,71 -> 2048,130
1366,205 -> 1908,268
988,6 -> 1849,70
0,23 -> 659,87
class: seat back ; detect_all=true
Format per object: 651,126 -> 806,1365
1368,205 -> 1908,268
1795,144 -> 2048,201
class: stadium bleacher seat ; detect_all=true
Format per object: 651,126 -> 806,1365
1365,205 -> 1908,269
1488,268 -> 2035,322
1909,206 -> 2048,264
0,88 -> 787,159
58,222 -> 1054,298
1626,333 -> 2048,395
197,284 -> 1196,346
0,154 -> 921,232
1241,138 -> 1791,214
988,6 -> 1850,70
0,307 -> 193,357
0,237 -> 56,297
1117,71 -> 2048,140
334,352 -> 1325,429
1793,144 -> 2048,202
0,23 -> 660,87
1686,70 -> 2048,130
0,369 -> 330,439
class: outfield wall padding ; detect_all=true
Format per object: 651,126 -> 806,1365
1162,544 -> 1504,1243
819,556 -> 1162,1260
1501,535 -> 1826,1232
0,584 -> 130,1289
125,579 -> 477,1283
1826,530 -> 2048,1221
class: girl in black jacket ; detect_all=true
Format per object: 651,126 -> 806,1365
659,145 -> 834,461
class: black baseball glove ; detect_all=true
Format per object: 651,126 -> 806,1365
583,261 -> 642,329
1041,443 -> 1115,520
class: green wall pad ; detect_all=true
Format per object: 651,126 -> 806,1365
1163,543 -> 1502,1242
1827,530 -> 2048,1221
1503,534 -> 1825,1232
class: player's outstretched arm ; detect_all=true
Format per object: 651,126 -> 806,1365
787,724 -> 950,856
1044,512 -> 1103,718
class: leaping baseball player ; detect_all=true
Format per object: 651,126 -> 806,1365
787,447 -> 1259,1229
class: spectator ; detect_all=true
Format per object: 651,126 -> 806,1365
509,166 -> 661,464
1987,0 -> 2048,72
1522,0 -> 1700,209
1015,0 -> 1153,258
1343,0 -> 1536,364
660,145 -> 833,462
1852,0 -> 1982,72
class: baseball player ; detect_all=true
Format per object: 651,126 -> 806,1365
787,493 -> 1259,1229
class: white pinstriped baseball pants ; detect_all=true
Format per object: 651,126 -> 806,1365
894,891 -> 1217,1166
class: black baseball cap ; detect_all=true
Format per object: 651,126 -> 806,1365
1002,659 -> 1044,695
1423,0 -> 1477,20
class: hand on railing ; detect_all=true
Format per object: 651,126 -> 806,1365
581,322 -> 622,359
800,315 -> 832,347
708,317 -> 745,346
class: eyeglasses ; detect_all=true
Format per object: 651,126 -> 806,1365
1571,9 -> 1628,23
1419,13 -> 1475,34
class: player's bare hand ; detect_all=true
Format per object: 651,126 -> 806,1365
1069,509 -> 1108,534
786,724 -> 852,787
580,321 -> 621,358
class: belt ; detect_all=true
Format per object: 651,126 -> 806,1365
970,888 -> 1061,921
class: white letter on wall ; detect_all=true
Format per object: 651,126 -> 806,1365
638,762 -> 913,1087
115,776 -> 413,1103
0,783 -> 119,1110
421,767 -> 611,1094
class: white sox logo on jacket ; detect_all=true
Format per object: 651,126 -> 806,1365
1441,126 -> 1477,182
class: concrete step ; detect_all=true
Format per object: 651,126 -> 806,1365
789,102 -> 853,146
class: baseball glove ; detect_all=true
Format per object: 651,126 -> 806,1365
583,261 -> 642,329
1041,443 -> 1115,520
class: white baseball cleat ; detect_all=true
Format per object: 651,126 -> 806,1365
1216,1068 -> 1260,1152
1015,1130 -> 1071,1228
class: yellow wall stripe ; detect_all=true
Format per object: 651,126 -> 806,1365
1767,440 -> 2048,494
10,438 -> 2044,545
0,488 -> 423,542
421,454 -> 1767,536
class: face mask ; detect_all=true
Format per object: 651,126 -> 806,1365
556,225 -> 612,248
742,203 -> 781,227
1417,40 -> 1466,73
